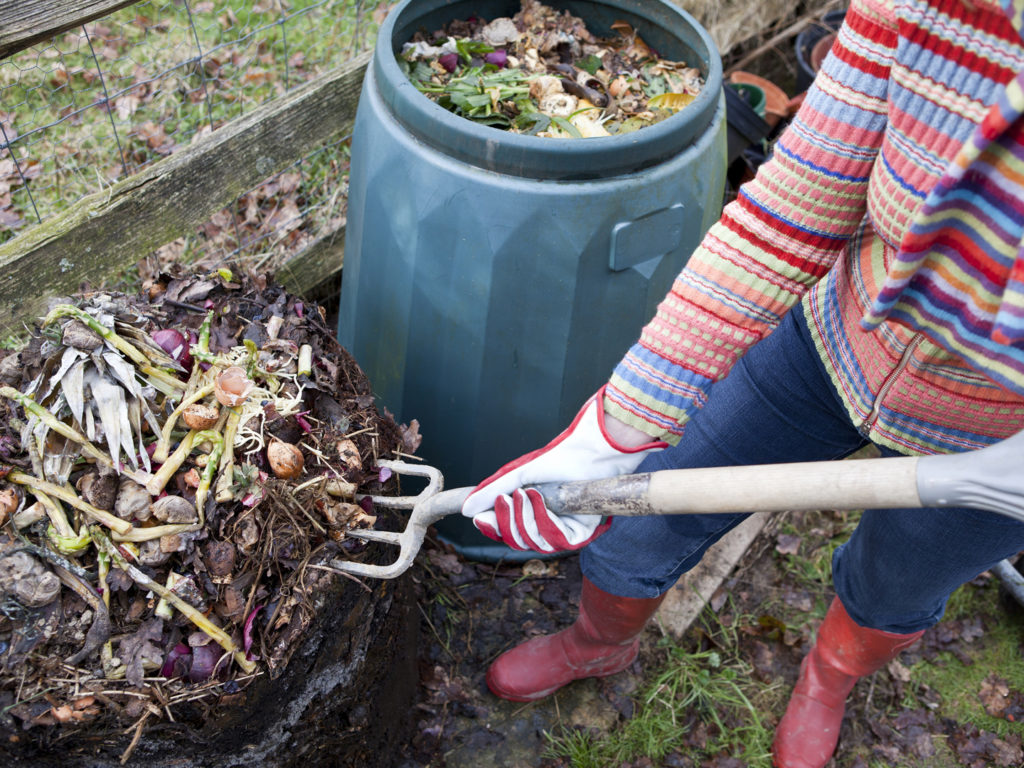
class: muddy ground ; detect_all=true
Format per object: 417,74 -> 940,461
395,511 -> 1024,768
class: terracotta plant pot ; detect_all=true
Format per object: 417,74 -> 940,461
729,70 -> 790,128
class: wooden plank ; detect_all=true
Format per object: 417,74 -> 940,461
275,225 -> 346,299
0,50 -> 370,336
655,515 -> 768,638
0,1 -> 140,60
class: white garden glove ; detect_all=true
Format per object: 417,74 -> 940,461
461,386 -> 667,552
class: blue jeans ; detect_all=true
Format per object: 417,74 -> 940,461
582,309 -> 1024,633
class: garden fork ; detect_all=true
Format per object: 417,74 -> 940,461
330,429 -> 1024,580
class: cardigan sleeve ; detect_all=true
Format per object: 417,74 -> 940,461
604,0 -> 898,442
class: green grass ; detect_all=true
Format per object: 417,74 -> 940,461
544,607 -> 782,766
751,510 -> 1024,764
904,578 -> 1024,741
1,0 -> 378,245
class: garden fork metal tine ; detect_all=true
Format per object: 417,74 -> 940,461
329,460 -> 473,580
344,529 -> 403,544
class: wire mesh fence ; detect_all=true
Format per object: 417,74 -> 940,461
1,0 -> 386,283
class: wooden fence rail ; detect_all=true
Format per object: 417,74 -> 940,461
0,0 -> 139,60
0,0 -> 364,336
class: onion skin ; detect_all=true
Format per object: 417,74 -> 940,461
188,643 -> 220,682
484,50 -> 507,68
152,328 -> 193,370
267,439 -> 304,480
243,605 -> 263,657
161,642 -> 191,679
439,53 -> 459,72
0,488 -> 18,523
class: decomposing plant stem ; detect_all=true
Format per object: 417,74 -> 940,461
92,528 -> 256,673
8,472 -> 132,535
243,339 -> 259,379
191,311 -> 217,364
97,550 -> 115,673
42,305 -> 186,395
37,490 -> 90,554
111,523 -> 197,542
214,407 -> 242,503
192,429 -> 223,523
293,475 -> 357,498
0,387 -> 152,486
154,572 -> 183,620
8,531 -> 92,582
144,427 -> 222,530
146,430 -> 197,496
33,490 -> 74,538
297,344 -> 312,377
152,383 -> 215,463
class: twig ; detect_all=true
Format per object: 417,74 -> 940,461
161,299 -> 208,313
5,536 -> 92,582
724,0 -> 846,77
120,710 -> 151,765
415,600 -> 455,661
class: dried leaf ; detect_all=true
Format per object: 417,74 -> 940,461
46,347 -> 87,402
401,419 -> 422,453
887,658 -> 912,682
101,349 -> 143,396
979,674 -> 1011,717
782,587 -> 812,612
775,533 -> 801,555
85,367 -> 127,468
647,92 -> 696,111
427,551 -> 463,576
117,617 -> 164,687
63,358 -> 87,427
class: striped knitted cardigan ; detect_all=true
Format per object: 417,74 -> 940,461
864,0 -> 1024,388
605,0 -> 1024,455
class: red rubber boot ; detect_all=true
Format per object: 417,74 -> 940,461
486,577 -> 665,702
773,597 -> 925,768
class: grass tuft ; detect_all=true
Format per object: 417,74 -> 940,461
544,608 -> 781,766
906,577 -> 1024,741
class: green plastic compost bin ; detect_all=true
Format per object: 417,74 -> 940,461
338,0 -> 726,561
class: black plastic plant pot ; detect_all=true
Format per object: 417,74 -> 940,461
725,82 -> 770,165
795,8 -> 847,92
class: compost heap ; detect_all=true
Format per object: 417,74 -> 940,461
399,0 -> 705,137
0,268 -> 418,739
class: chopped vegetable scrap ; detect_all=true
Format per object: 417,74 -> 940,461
0,266 -> 418,744
399,0 -> 704,137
